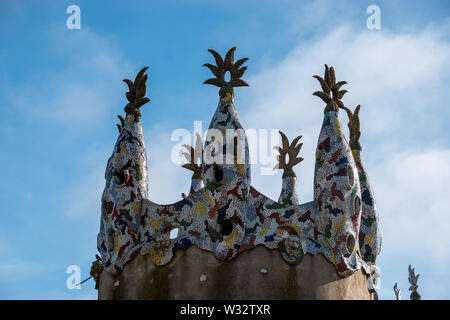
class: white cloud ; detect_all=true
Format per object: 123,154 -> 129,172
373,148 -> 450,266
238,22 -> 450,191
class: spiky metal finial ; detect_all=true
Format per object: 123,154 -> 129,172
116,115 -> 126,133
123,67 -> 150,117
203,47 -> 249,101
393,282 -> 402,300
408,264 -> 421,300
338,104 -> 362,151
182,133 -> 203,179
273,131 -> 304,178
313,64 -> 348,112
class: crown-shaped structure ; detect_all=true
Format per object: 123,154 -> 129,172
96,47 -> 381,299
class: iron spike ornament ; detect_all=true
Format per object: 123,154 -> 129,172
339,104 -> 362,151
313,64 -> 347,113
182,133 -> 204,186
274,131 -> 304,178
97,50 -> 381,294
123,66 -> 150,117
203,47 -> 249,101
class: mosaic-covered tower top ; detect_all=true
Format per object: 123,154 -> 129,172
97,47 -> 381,284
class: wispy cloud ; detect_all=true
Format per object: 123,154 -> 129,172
8,27 -> 136,130
373,148 -> 450,265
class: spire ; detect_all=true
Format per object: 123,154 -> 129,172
338,103 -> 381,264
202,47 -> 251,185
201,47 -> 251,260
312,64 -> 362,275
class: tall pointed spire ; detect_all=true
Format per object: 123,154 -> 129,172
98,67 -> 150,274
312,65 -> 362,275
201,47 -> 252,260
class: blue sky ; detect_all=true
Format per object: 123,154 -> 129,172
0,0 -> 449,299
